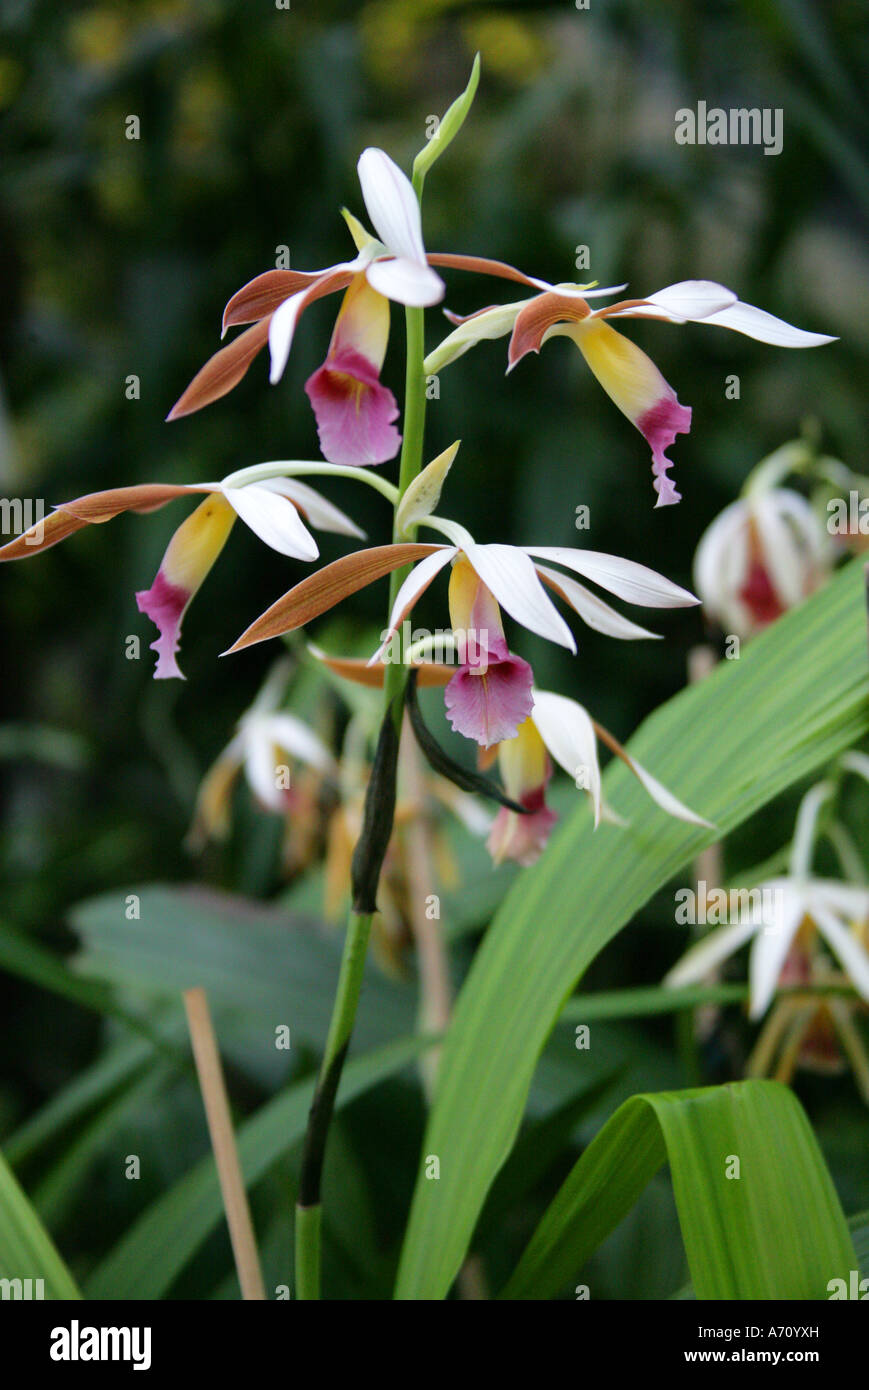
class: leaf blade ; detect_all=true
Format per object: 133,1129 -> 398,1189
396,557 -> 869,1298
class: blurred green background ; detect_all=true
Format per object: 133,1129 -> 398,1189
1,0 -> 868,1297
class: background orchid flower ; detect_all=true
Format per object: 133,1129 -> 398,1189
664,782 -> 869,1020
188,660 -> 337,847
426,279 -> 835,507
487,687 -> 711,866
746,921 -> 869,1105
168,149 -> 445,467
693,486 -> 830,639
0,475 -> 364,679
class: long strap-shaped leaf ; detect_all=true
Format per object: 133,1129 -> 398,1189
0,1148 -> 81,1299
397,557 -> 869,1299
85,1033 -> 431,1300
501,1080 -> 855,1299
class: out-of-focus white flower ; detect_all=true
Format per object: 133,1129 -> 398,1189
693,486 -> 830,640
665,782 -> 869,1020
189,661 -> 336,845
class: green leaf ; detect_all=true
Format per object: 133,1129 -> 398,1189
32,1065 -> 176,1227
477,1070 -> 622,1242
84,1033 -> 430,1300
560,983 -> 748,1023
69,885 -> 414,1054
3,1025 -> 178,1169
0,1148 -> 80,1299
672,1204 -> 869,1300
413,54 -> 480,186
849,1209 -> 869,1275
0,918 -> 181,1059
501,1080 -> 855,1300
396,557 -> 869,1298
0,722 -> 88,769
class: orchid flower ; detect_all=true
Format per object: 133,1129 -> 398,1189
297,644 -> 706,861
486,689 -> 711,866
225,513 -> 699,748
166,148 -> 631,468
694,486 -> 830,640
189,659 -> 337,846
302,654 -> 709,866
0,473 -> 364,679
664,782 -> 869,1020
746,920 -> 869,1105
168,148 -> 446,466
425,279 -> 835,507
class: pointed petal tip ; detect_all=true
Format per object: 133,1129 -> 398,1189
505,345 -> 537,375
653,489 -> 682,509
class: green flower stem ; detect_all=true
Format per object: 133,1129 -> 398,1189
295,908 -> 374,1300
294,184 -> 430,1300
384,298 -> 429,729
294,1204 -> 322,1302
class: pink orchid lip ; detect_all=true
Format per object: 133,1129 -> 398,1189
487,785 -> 558,866
637,396 -> 693,507
304,346 -> 401,467
136,570 -> 190,680
443,641 -> 534,748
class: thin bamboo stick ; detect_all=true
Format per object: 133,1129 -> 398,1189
183,986 -> 266,1300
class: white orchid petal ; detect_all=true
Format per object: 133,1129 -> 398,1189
643,280 -> 738,322
267,256 -> 369,383
693,499 -> 750,625
557,281 -> 629,299
223,485 -> 319,561
701,300 -> 837,347
531,689 -> 602,825
367,547 -> 455,665
243,729 -> 286,813
751,491 -> 813,609
810,881 -> 869,917
789,781 -> 835,878
268,287 -> 310,384
534,563 -> 660,640
357,148 -> 427,265
526,547 -> 698,608
365,256 -> 444,307
748,886 -> 806,1019
665,919 -> 760,988
465,542 -> 576,651
621,750 -> 713,827
600,798 -> 629,827
811,903 -> 869,1005
264,478 -> 365,539
262,712 -> 336,774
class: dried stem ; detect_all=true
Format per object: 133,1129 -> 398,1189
183,987 -> 266,1301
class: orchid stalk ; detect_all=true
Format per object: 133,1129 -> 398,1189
294,137 -> 436,1302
